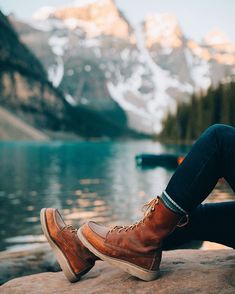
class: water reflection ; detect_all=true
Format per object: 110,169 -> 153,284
0,140 -> 234,252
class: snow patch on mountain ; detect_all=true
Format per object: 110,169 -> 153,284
107,61 -> 155,133
185,48 -> 211,90
204,29 -> 231,46
80,38 -> 101,48
48,35 -> 68,56
48,57 -> 64,87
107,82 -> 150,119
47,35 -> 68,86
135,24 -> 192,132
32,6 -> 55,21
144,13 -> 182,49
29,18 -> 65,32
65,93 -> 77,106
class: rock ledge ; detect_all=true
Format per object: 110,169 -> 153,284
1,249 -> 235,294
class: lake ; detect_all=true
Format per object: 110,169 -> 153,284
0,140 -> 233,252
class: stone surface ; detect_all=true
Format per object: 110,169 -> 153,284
1,249 -> 235,293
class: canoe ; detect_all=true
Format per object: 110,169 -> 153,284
135,153 -> 184,169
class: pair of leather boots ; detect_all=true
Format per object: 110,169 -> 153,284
40,197 -> 188,282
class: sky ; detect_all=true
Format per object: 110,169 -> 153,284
0,0 -> 234,42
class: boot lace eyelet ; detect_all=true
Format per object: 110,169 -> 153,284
109,196 -> 160,233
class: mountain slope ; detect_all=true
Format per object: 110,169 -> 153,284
0,106 -> 48,140
1,10 -> 134,138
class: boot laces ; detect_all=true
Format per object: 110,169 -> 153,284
109,196 -> 160,233
63,225 -> 78,234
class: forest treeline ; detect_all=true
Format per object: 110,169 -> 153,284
160,80 -> 235,142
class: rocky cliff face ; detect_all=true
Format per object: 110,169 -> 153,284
9,0 -> 235,134
0,9 -> 134,138
0,11 -> 67,133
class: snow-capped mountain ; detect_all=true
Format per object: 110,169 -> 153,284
144,13 -> 183,49
32,0 -> 133,41
11,0 -> 235,134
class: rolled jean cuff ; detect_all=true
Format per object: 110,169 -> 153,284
161,191 -> 187,215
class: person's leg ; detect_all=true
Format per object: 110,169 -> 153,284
78,124 -> 235,281
162,124 -> 235,214
163,201 -> 235,250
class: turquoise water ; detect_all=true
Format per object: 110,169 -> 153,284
0,140 -> 191,251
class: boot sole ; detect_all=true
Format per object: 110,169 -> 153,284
77,228 -> 159,281
40,208 -> 81,282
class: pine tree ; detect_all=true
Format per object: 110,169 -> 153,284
160,81 -> 235,142
221,83 -> 231,124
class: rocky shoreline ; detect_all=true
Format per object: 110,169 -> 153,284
0,244 -> 59,285
1,249 -> 235,293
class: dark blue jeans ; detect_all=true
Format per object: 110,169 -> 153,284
163,202 -> 235,249
162,124 -> 235,213
161,124 -> 235,248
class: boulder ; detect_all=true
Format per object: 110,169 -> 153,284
1,249 -> 235,293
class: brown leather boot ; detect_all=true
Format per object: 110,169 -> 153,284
40,208 -> 98,282
78,197 -> 188,281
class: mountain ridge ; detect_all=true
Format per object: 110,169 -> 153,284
8,0 -> 235,134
